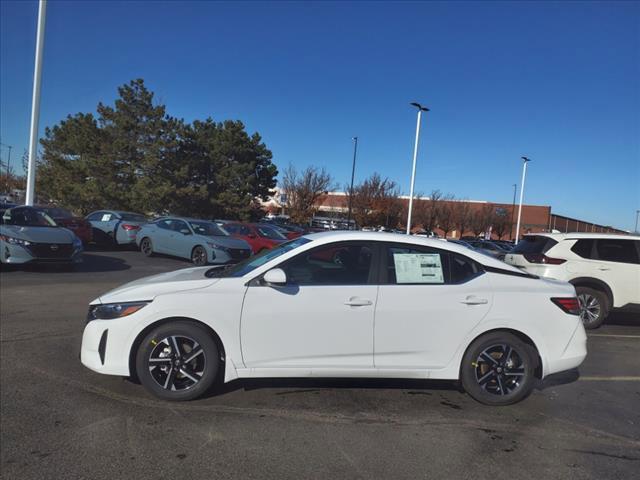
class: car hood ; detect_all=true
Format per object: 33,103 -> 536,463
0,225 -> 75,243
199,235 -> 251,249
94,266 -> 220,304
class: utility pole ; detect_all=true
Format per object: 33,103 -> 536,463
406,102 -> 429,235
346,137 -> 358,230
25,0 -> 47,206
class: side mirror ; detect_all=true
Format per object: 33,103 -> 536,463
263,268 -> 287,286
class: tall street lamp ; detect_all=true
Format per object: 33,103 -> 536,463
510,183 -> 517,240
346,136 -> 358,230
635,210 -> 640,233
515,156 -> 532,243
406,102 -> 429,235
25,0 -> 47,206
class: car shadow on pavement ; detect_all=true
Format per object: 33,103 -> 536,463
206,377 -> 463,398
536,368 -> 580,391
604,312 -> 640,327
1,253 -> 131,273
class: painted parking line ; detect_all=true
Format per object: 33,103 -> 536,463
587,334 -> 640,339
579,376 -> 640,381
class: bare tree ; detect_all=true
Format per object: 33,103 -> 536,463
414,189 -> 442,233
492,207 -> 511,239
346,173 -> 401,228
281,164 -> 334,224
452,199 -> 472,239
437,194 -> 456,238
470,203 -> 496,238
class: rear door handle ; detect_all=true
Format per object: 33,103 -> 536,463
461,296 -> 488,305
344,297 -> 373,307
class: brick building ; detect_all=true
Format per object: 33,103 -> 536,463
262,190 -> 627,238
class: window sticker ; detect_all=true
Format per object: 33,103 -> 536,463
393,253 -> 444,284
100,214 -> 112,222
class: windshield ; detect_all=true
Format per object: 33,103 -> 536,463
3,207 -> 58,227
206,237 -> 311,278
256,225 -> 287,240
189,220 -> 228,236
41,207 -> 73,218
512,235 -> 558,254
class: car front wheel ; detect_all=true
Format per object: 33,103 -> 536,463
135,321 -> 220,401
191,246 -> 208,266
460,332 -> 536,406
576,286 -> 608,329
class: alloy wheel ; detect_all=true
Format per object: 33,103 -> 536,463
577,293 -> 601,326
192,246 -> 207,265
147,335 -> 206,392
141,238 -> 152,256
474,344 -> 526,396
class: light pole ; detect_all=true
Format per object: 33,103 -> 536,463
346,136 -> 358,230
25,0 -> 47,206
406,102 -> 429,235
635,210 -> 640,233
510,183 -> 517,240
515,156 -> 531,243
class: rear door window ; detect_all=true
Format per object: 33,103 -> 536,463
512,236 -> 558,254
595,239 -> 640,264
570,239 -> 595,259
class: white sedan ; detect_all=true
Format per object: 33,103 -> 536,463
80,231 -> 587,406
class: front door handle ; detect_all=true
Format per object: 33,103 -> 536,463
597,267 -> 610,271
461,296 -> 488,305
344,297 -> 373,307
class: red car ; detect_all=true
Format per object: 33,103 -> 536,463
38,206 -> 93,244
223,222 -> 287,254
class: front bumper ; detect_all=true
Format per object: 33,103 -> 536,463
209,247 -> 251,264
1,242 -> 83,264
81,318 -> 132,376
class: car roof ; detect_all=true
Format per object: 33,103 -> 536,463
157,216 -> 217,223
301,231 -> 521,272
524,232 -> 639,241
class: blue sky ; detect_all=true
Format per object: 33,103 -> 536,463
1,1 -> 639,230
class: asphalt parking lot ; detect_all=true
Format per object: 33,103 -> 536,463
1,249 -> 639,480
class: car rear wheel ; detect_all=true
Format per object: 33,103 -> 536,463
191,246 -> 208,266
140,237 -> 154,257
576,286 -> 608,329
135,322 -> 220,401
460,332 -> 536,406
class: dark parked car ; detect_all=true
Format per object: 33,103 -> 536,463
38,206 -> 93,244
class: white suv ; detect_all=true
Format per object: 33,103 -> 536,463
505,233 -> 640,329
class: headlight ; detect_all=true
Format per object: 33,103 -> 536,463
73,236 -> 82,247
0,234 -> 31,246
206,242 -> 227,250
87,301 -> 150,321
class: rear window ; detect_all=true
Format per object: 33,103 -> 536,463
512,236 -> 558,254
120,213 -> 147,222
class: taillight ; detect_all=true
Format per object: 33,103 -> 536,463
122,224 -> 141,231
523,253 -> 566,265
551,297 -> 580,315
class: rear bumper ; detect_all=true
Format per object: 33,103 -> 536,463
545,321 -> 587,376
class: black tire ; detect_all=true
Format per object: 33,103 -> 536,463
460,332 -> 536,406
135,321 -> 220,401
191,245 -> 208,266
576,286 -> 609,329
140,237 -> 154,257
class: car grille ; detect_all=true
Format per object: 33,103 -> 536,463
26,243 -> 75,259
228,248 -> 251,259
